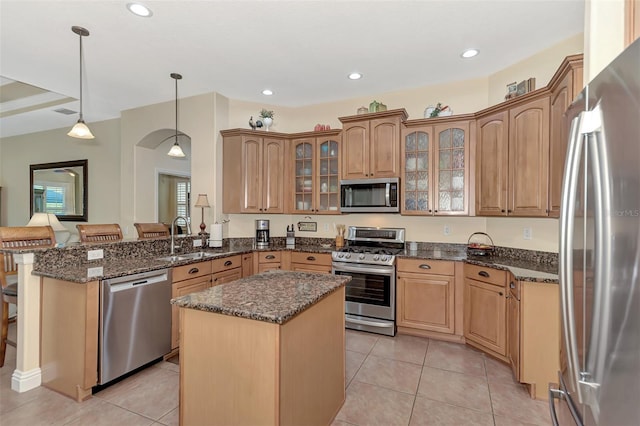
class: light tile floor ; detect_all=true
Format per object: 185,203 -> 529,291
1,323 -> 551,425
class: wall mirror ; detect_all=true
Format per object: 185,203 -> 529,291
30,159 -> 88,222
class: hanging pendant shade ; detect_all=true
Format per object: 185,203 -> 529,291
68,26 -> 94,139
168,72 -> 186,157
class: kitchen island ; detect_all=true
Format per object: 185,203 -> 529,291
171,270 -> 350,426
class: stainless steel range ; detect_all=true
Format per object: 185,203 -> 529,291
331,226 -> 405,336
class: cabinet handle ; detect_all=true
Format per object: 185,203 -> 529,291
188,267 -> 199,274
501,209 -> 506,213
478,271 -> 490,278
419,264 -> 431,270
434,210 -> 438,213
224,260 -> 233,266
265,255 -> 276,260
307,256 -> 316,261
499,292 -> 504,296
213,277 -> 218,282
428,209 -> 432,213
510,281 -> 516,289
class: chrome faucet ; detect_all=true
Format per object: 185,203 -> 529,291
170,216 -> 192,256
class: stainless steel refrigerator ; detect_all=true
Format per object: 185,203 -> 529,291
550,38 -> 640,425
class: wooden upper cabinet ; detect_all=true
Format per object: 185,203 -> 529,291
508,96 -> 550,216
476,93 -> 550,217
626,0 -> 640,46
290,132 -> 341,214
221,130 -> 286,214
402,118 -> 472,216
476,111 -> 509,216
339,109 -> 408,179
548,55 -> 583,218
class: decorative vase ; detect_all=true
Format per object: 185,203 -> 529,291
262,117 -> 273,131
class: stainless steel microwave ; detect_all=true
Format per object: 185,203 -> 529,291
340,178 -> 399,213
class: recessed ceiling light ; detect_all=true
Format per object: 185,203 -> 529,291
262,89 -> 273,96
127,3 -> 153,17
348,72 -> 362,80
461,48 -> 479,59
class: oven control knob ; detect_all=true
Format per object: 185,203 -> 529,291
358,254 -> 365,260
381,255 -> 389,262
338,253 -> 344,259
373,255 -> 380,261
345,253 -> 352,259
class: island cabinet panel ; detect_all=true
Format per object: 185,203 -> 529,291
339,109 -> 408,179
222,131 -> 286,214
463,265 -> 508,360
179,287 -> 345,426
289,251 -> 332,274
396,259 -> 464,341
40,278 -> 99,402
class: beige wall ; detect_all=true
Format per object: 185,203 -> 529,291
487,34 -> 584,105
0,119 -> 121,234
584,0 -> 626,82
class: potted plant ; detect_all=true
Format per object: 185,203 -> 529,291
259,109 -> 274,131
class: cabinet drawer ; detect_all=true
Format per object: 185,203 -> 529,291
211,255 -> 242,273
257,251 -> 281,263
290,252 -> 332,267
464,264 -> 507,287
173,260 -> 212,282
397,258 -> 455,276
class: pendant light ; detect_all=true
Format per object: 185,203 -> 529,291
167,73 -> 186,157
67,26 -> 95,139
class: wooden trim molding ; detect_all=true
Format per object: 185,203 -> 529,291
626,0 -> 640,46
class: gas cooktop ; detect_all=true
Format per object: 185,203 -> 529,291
331,226 -> 405,266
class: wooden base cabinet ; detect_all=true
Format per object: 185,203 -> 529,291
290,252 -> 332,274
507,279 -> 521,381
463,265 -> 508,360
171,261 -> 213,350
211,255 -> 243,286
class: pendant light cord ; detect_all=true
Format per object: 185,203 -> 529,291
79,33 -> 83,121
175,74 -> 178,142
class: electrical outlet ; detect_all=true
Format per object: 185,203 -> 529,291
87,266 -> 103,278
443,224 -> 451,236
87,249 -> 104,260
193,239 -> 203,247
323,223 -> 329,231
523,227 -> 533,240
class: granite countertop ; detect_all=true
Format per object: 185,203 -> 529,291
31,243 -> 558,284
171,270 -> 350,324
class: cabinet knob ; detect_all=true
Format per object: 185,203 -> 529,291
478,271 -> 490,278
501,209 -> 506,213
224,260 -> 233,266
188,267 -> 199,274
499,292 -> 504,296
214,277 -> 218,282
434,210 -> 438,213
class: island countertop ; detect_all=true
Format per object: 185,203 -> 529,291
171,270 -> 350,324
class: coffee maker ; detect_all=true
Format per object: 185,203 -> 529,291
255,219 -> 270,248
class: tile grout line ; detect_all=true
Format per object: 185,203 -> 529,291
407,337 -> 431,426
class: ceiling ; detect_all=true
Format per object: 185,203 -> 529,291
0,0 -> 584,139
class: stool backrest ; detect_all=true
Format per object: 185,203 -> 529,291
76,224 -> 123,243
0,225 -> 56,291
134,223 -> 170,239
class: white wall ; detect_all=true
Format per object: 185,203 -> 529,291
584,0 -> 626,82
0,119 -> 121,234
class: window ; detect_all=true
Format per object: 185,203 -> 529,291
176,180 -> 190,230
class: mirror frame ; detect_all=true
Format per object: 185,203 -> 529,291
30,159 -> 88,222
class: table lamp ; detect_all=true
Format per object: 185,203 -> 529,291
194,194 -> 210,235
27,212 -> 70,245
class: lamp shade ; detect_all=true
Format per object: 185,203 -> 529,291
167,141 -> 185,157
27,213 -> 70,244
67,119 -> 95,139
194,194 -> 210,208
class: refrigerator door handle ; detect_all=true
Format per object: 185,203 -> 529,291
559,113 -> 585,400
548,385 -> 565,426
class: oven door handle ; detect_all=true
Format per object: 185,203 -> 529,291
333,264 -> 394,276
345,316 -> 394,328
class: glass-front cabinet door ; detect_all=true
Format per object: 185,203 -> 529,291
402,128 -> 432,214
401,120 -> 470,216
291,135 -> 341,214
434,123 -> 469,215
317,139 -> 340,213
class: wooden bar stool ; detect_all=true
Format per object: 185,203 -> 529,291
76,224 -> 123,243
134,223 -> 170,239
0,226 -> 56,367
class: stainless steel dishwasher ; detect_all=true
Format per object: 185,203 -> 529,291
99,268 -> 172,385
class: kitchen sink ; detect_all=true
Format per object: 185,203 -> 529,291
156,252 -> 217,262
